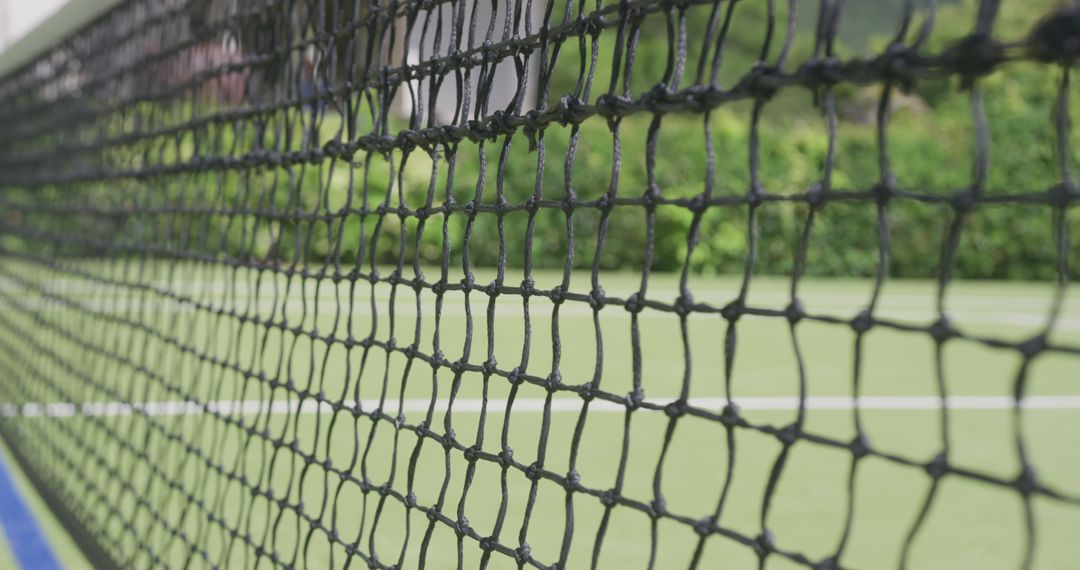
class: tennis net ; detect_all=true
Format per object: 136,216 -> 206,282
0,0 -> 1079,568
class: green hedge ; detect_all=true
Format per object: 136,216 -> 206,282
9,0 -> 1077,280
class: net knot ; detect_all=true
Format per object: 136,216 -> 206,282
545,371 -> 562,392
465,119 -> 491,143
688,194 -> 707,213
926,453 -> 949,479
950,187 -> 979,213
479,537 -> 497,552
420,126 -> 445,147
588,286 -> 606,310
368,134 -> 391,154
784,300 -> 804,324
321,139 -> 349,159
805,181 -> 826,208
850,434 -> 871,459
643,184 -> 662,211
648,497 -> 666,519
404,492 -> 417,508
498,447 -> 514,466
754,531 -> 776,557
523,109 -> 543,149
578,384 -> 595,402
460,273 -> 476,292
929,317 -> 954,343
1019,334 -> 1047,358
455,516 -> 471,537
815,556 -> 840,570
721,299 -> 743,321
799,56 -> 843,87
481,357 -> 498,376
625,389 -> 645,410
1016,466 -> 1039,495
489,110 -> 514,134
872,178 -> 895,206
691,84 -> 724,110
485,280 -> 501,298
302,148 -> 326,167
746,183 -> 766,207
442,430 -> 457,450
1028,6 -> 1080,63
562,194 -> 578,214
595,94 -> 632,119
525,462 -> 542,481
644,83 -> 682,114
508,367 -> 523,386
430,350 -> 445,370
549,285 -> 566,305
674,293 -> 694,316
566,469 -> 581,489
599,489 -> 618,507
582,14 -> 605,38
1047,182 -> 1078,208
878,42 -> 919,89
776,424 -> 799,445
514,544 -> 532,565
693,516 -> 715,537
738,64 -> 782,101
664,399 -> 687,418
850,310 -> 873,334
943,34 -> 1006,87
557,95 -> 590,125
624,292 -> 645,314
445,124 -> 471,144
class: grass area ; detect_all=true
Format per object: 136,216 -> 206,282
0,262 -> 1078,569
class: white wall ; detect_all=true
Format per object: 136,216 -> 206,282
0,0 -> 70,52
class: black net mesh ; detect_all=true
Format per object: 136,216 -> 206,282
0,0 -> 1079,568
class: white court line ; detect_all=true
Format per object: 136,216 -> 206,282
3,396 -> 1080,418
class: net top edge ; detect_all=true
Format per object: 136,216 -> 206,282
0,0 -> 126,81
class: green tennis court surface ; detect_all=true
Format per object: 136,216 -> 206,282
1,265 -> 1077,569
2,1 -> 1080,566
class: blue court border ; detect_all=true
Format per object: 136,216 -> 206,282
0,448 -> 62,570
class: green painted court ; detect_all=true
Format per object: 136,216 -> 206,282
1,265 -> 1078,569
